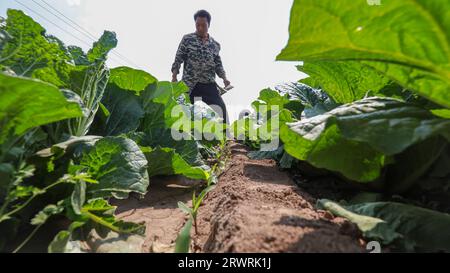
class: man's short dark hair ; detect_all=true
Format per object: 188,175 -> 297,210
194,10 -> 211,25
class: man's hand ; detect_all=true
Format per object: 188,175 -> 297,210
223,79 -> 231,87
172,74 -> 178,83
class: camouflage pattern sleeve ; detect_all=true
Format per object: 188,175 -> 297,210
214,43 -> 226,79
171,36 -> 187,75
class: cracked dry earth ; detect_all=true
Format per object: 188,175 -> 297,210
109,142 -> 366,253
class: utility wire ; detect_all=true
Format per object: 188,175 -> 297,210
13,0 -> 124,67
13,0 -> 140,68
37,0 -> 143,69
40,0 -> 98,40
14,0 -> 93,48
30,0 -> 135,68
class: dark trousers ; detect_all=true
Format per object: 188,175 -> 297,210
189,82 -> 229,125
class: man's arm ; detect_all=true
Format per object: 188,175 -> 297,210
214,43 -> 230,86
171,36 -> 187,82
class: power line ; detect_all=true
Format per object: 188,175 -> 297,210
31,0 -> 96,42
14,0 -> 93,48
13,0 -> 141,68
30,0 -> 138,68
13,0 -> 120,65
40,0 -> 97,40
38,0 -> 144,69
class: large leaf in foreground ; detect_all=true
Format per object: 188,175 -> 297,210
281,97 -> 450,182
0,73 -> 82,143
317,199 -> 401,245
77,137 -> 149,199
297,61 -> 391,103
277,0 -> 450,108
319,199 -> 450,252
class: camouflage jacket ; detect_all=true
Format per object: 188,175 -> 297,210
171,32 -> 226,91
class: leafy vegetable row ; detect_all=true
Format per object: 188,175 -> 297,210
234,0 -> 450,252
0,9 -> 225,252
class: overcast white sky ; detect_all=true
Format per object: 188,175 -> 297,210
1,0 -> 305,121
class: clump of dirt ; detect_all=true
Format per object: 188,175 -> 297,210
194,142 -> 366,253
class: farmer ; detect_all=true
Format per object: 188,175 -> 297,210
171,9 -> 231,125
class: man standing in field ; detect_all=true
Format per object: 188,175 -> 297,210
171,10 -> 231,125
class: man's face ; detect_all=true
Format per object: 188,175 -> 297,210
195,17 -> 209,35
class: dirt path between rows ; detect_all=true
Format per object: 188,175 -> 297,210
110,142 -> 366,253
195,142 -> 365,253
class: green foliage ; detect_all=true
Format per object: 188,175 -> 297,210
174,219 -> 192,253
241,0 -> 450,252
0,8 -> 225,253
277,0 -> 450,108
298,61 -> 391,103
75,136 -> 150,199
319,199 -> 450,252
1,9 -> 72,84
281,97 -> 450,184
177,185 -> 215,238
0,73 -> 82,144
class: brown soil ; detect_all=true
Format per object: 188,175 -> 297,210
113,142 -> 366,253
194,142 -> 365,253
112,176 -> 202,253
